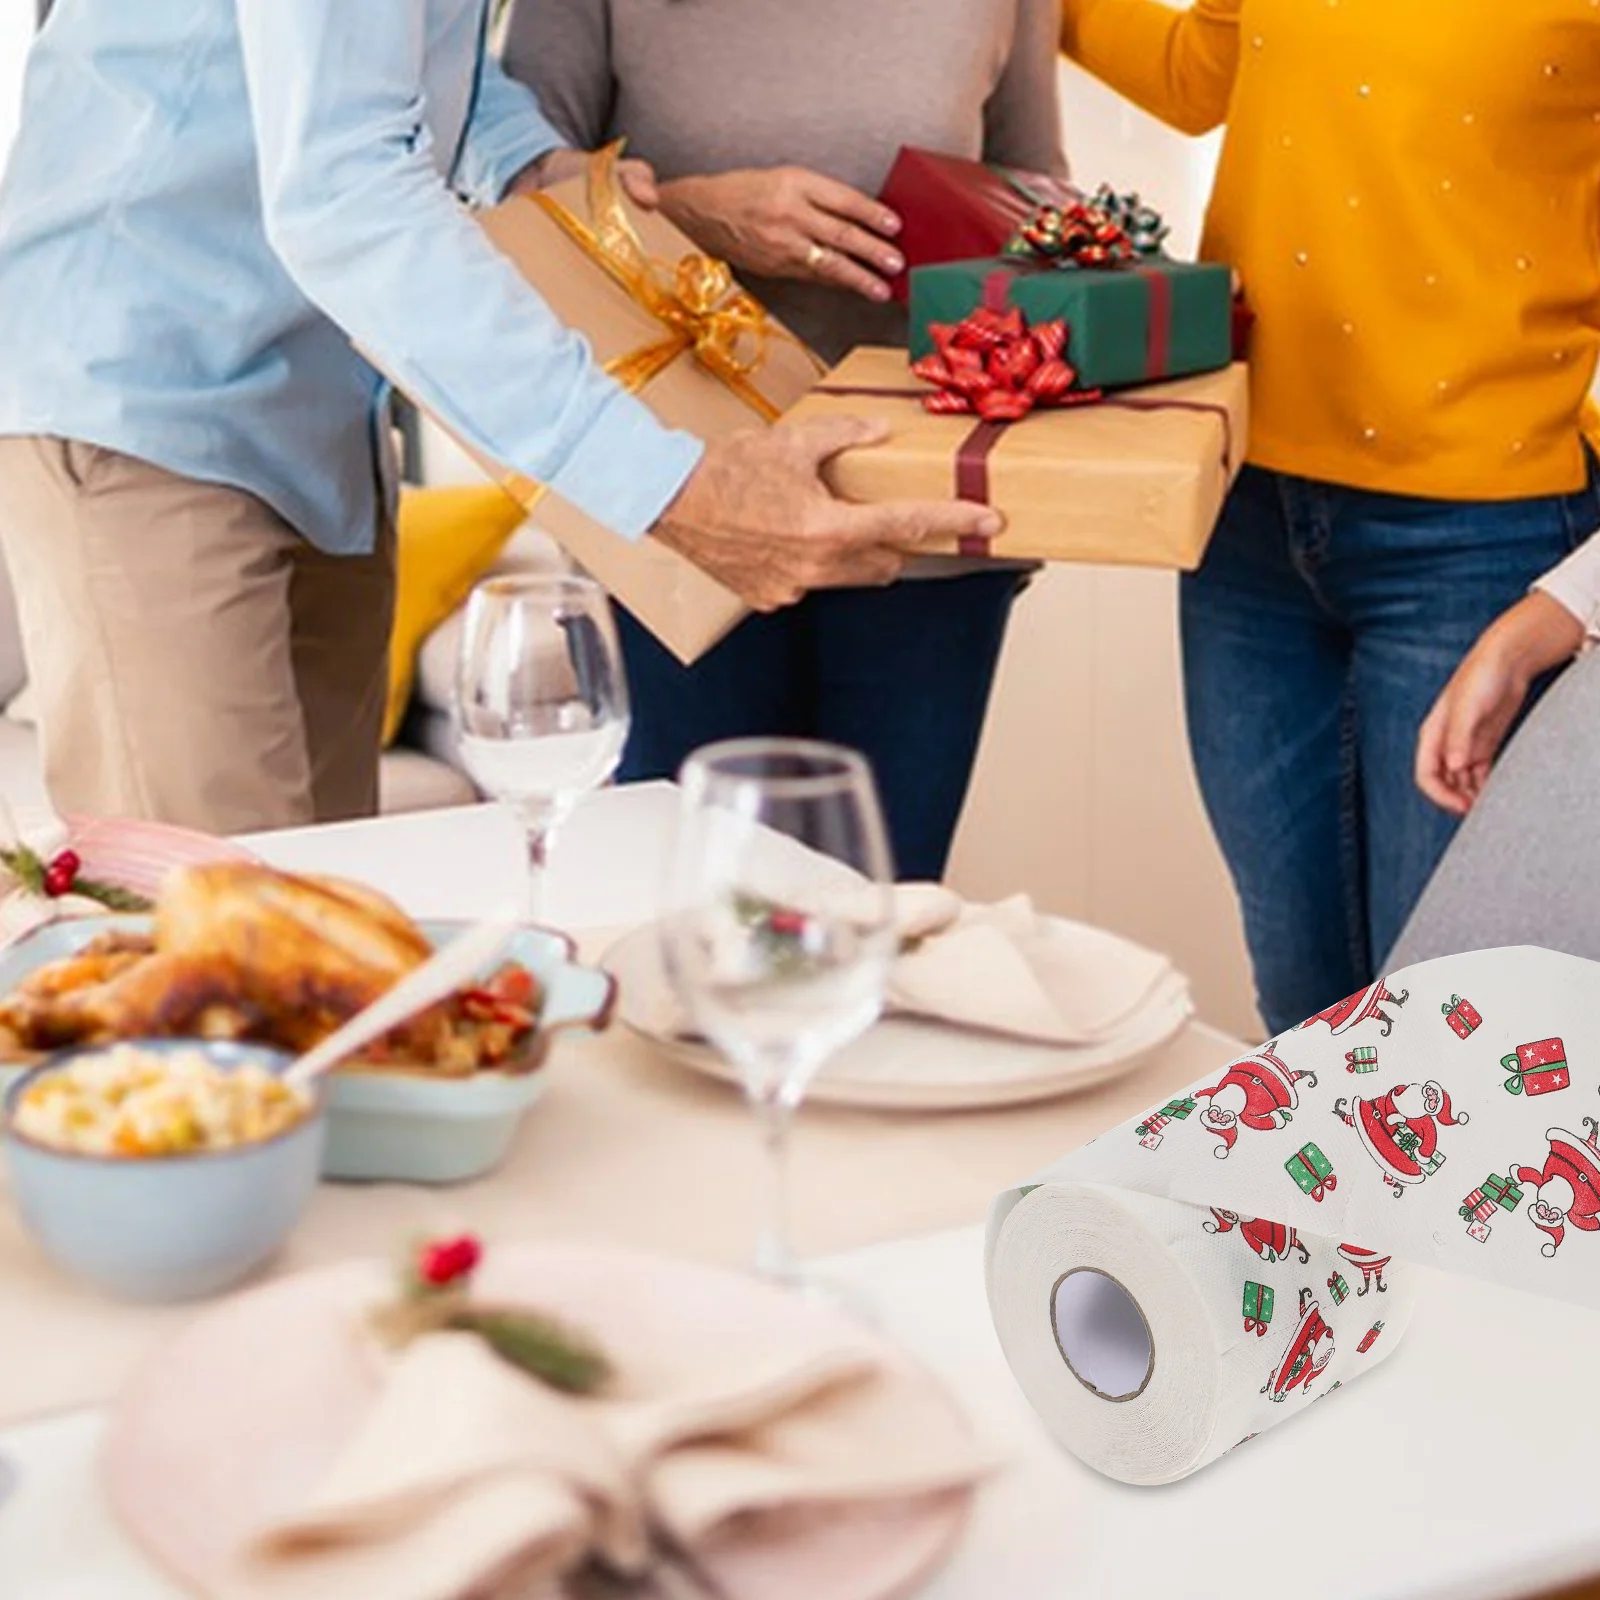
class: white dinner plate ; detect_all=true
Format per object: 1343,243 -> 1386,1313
603,921 -> 1194,1112
103,1243 -> 976,1600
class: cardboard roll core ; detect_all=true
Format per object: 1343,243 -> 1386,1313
1051,1267 -> 1154,1402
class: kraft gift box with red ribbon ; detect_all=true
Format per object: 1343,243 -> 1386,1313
780,341 -> 1249,570
910,255 -> 1234,393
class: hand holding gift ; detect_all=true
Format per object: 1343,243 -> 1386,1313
653,416 -> 1002,611
659,166 -> 906,303
385,145 -> 1003,659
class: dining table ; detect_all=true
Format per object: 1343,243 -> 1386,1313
0,783 -> 1597,1600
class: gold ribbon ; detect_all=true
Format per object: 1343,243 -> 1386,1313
501,143 -> 817,507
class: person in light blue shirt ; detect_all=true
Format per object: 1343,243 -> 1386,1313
0,0 -> 997,834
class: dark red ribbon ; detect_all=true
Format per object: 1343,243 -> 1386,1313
993,258 -> 1175,383
814,382 -> 1236,559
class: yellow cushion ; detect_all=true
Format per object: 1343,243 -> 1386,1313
384,485 -> 527,747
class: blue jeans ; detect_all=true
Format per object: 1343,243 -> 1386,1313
616,571 -> 1026,881
1182,464 -> 1598,1035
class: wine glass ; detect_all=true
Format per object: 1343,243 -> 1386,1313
661,739 -> 897,1284
454,572 -> 629,919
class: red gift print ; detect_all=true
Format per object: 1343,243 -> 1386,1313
1502,1038 -> 1570,1097
1443,994 -> 1482,1039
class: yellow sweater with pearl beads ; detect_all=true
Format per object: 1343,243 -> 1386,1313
1059,0 -> 1600,500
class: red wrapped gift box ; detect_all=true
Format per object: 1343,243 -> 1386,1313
1443,994 -> 1482,1039
879,146 -> 1075,301
1501,1037 -> 1570,1097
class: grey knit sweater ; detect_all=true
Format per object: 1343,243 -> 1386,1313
501,0 -> 1067,364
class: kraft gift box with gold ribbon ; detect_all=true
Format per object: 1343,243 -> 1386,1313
782,347 -> 1250,570
385,148 -> 820,663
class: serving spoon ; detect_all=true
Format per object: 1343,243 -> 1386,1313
283,905 -> 524,1091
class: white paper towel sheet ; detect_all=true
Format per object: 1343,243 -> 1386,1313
987,945 -> 1600,1484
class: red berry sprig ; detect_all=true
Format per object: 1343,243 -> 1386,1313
415,1233 -> 483,1289
377,1232 -> 611,1395
42,849 -> 81,899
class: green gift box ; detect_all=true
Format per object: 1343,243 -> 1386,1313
1485,1173 -> 1523,1210
908,256 -> 1234,393
1162,1097 -> 1198,1121
1242,1281 -> 1274,1334
1286,1142 -> 1337,1202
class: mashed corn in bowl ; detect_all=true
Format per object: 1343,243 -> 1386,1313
13,1042 -> 312,1157
3,1040 -> 325,1301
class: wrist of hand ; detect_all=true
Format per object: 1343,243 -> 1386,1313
1486,591 -> 1586,682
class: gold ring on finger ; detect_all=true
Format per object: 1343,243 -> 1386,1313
805,242 -> 831,273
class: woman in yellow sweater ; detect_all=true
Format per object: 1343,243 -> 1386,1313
1061,0 -> 1600,1033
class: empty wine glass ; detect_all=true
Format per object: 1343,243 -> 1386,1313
660,739 -> 897,1284
454,572 -> 629,919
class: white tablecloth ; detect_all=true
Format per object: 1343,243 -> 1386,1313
2,788 -> 1598,1600
6,1225 -> 1600,1600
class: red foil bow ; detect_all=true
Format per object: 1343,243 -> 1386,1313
911,306 -> 1101,422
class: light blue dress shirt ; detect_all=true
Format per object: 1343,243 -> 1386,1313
0,0 -> 703,554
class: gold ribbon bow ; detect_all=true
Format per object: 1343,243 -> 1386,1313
536,142 -> 814,416
499,143 -> 816,509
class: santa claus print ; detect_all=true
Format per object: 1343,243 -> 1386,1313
1295,978 -> 1409,1039
1195,1044 -> 1319,1158
1204,1208 -> 1311,1265
1260,1288 -> 1335,1404
1512,1118 -> 1600,1259
1333,1080 -> 1469,1195
1336,1242 -> 1390,1295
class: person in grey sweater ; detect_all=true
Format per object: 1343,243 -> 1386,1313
502,0 -> 1064,881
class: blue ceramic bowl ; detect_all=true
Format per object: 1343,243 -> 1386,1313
2,1040 -> 325,1303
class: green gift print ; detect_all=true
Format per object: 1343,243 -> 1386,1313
1286,1142 -> 1337,1202
1242,1281 -> 1274,1336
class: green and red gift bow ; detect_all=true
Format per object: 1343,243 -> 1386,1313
1007,184 -> 1169,269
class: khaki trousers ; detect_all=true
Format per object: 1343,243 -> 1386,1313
0,438 -> 395,834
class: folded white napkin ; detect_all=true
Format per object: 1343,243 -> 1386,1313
228,1305 -> 988,1600
886,891 -> 1175,1046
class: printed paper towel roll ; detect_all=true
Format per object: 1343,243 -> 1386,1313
987,945 -> 1600,1484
